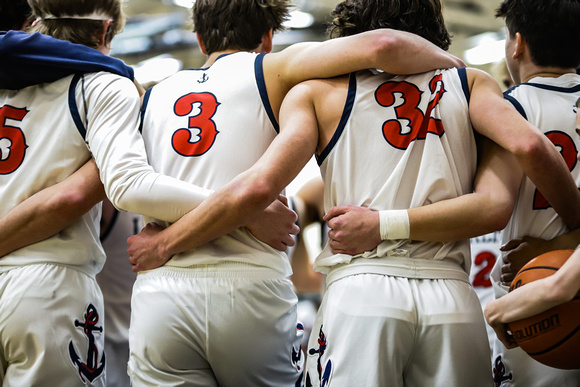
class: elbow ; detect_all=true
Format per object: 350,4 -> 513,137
368,31 -> 400,68
509,130 -> 545,163
52,188 -> 100,215
481,196 -> 515,233
234,172 -> 280,211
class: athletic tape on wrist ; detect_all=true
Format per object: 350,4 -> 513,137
379,210 -> 410,240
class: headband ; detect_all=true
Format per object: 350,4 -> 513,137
38,11 -> 111,21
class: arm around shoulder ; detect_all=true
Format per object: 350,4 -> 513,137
467,68 -> 580,230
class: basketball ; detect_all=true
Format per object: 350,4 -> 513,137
507,249 -> 580,369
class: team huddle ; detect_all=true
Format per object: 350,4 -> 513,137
0,0 -> 579,386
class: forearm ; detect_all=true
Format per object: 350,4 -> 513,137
486,247 -> 580,324
543,228 -> 580,251
514,140 -> 580,229
0,160 -> 106,257
155,170 -> 277,258
409,140 -> 519,241
281,29 -> 462,86
408,195 -> 502,242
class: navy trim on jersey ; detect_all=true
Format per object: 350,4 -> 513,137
255,53 -> 280,133
503,93 -> 528,119
316,73 -> 357,166
458,67 -> 470,104
524,82 -> 580,93
69,74 -> 87,139
139,87 -> 154,133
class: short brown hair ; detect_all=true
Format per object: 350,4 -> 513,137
192,0 -> 292,55
328,0 -> 451,51
29,0 -> 125,49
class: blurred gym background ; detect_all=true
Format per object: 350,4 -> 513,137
117,0 -> 510,88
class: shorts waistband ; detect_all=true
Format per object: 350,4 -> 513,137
139,261 -> 287,280
325,257 -> 470,287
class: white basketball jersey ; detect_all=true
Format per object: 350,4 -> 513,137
490,73 -> 580,386
0,70 -> 200,277
0,75 -> 103,276
140,52 -> 291,275
492,73 -> 580,297
316,68 -> 477,276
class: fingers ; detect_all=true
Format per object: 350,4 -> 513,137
323,205 -> 351,222
500,238 -> 524,251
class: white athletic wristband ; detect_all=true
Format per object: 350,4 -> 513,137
379,210 -> 410,240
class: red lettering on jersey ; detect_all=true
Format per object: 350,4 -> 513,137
533,131 -> 578,209
472,250 -> 497,288
0,105 -> 28,174
172,92 -> 220,157
376,74 -> 446,150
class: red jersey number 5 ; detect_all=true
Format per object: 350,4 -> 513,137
0,105 -> 28,175
172,92 -> 220,157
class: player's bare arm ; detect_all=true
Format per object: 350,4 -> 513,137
484,246 -> 580,348
264,28 -> 465,120
499,228 -> 580,285
468,68 -> 580,230
325,138 -> 521,255
0,159 -> 105,257
128,81 -> 323,272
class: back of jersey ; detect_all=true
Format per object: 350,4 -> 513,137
0,76 -> 104,276
140,52 -> 291,275
317,67 -> 476,273
501,74 -> 580,243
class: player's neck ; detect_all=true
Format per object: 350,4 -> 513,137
202,49 -> 241,68
519,64 -> 576,83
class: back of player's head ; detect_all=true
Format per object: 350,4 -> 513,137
0,0 -> 32,31
192,0 -> 291,55
327,0 -> 451,50
29,0 -> 125,49
496,0 -> 580,69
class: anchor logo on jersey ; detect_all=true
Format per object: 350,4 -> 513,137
68,303 -> 106,384
305,325 -> 333,387
197,73 -> 209,83
493,355 -> 513,386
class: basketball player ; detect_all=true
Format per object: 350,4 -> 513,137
127,1 -> 580,385
127,0 -> 464,385
0,0 -> 297,384
486,0 -> 580,384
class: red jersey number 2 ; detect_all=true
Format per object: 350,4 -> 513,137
172,92 -> 220,157
533,131 -> 577,209
0,105 -> 28,175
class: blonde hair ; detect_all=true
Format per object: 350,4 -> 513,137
29,0 -> 125,49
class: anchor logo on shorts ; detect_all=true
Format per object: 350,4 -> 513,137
305,325 -> 333,387
68,303 -> 106,384
493,355 -> 513,387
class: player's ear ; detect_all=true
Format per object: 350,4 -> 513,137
512,32 -> 526,60
196,33 -> 208,55
98,19 -> 113,51
261,29 -> 273,53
